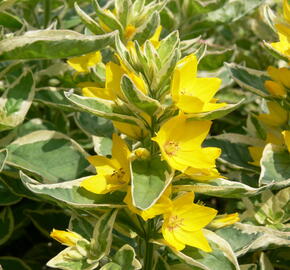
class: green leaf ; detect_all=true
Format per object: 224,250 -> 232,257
47,246 -> 98,270
74,3 -> 105,35
0,257 -> 31,270
100,262 -> 121,270
110,244 -> 141,270
20,172 -> 125,208
216,223 -> 290,257
0,30 -> 116,60
25,209 -> 70,237
121,75 -> 161,115
157,31 -> 179,63
0,11 -> 23,30
69,215 -> 95,241
0,149 -> 7,172
187,99 -> 244,121
0,71 -> 35,131
0,207 -> 14,245
259,144 -> 290,188
204,135 -> 258,172
0,182 -> 21,206
6,130 -> 90,183
263,41 -> 289,63
133,12 -> 160,45
115,0 -> 130,26
199,47 -> 234,71
226,63 -> 270,97
259,253 -> 274,270
93,0 -> 123,33
171,231 -> 239,270
75,112 -> 114,137
131,156 -> 173,210
186,0 -> 227,15
35,88 -> 76,112
174,178 -> 270,198
65,92 -> 145,127
90,209 -> 118,260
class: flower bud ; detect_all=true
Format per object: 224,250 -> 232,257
208,213 -> 239,229
50,229 -> 83,246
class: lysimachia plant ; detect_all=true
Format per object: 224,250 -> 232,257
0,0 -> 289,269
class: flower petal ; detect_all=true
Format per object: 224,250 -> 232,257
80,175 -> 107,194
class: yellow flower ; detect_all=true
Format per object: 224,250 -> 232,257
249,129 -> 284,166
124,186 -> 172,221
67,51 -> 102,73
131,148 -> 150,160
80,134 -> 131,194
270,32 -> 290,58
152,114 -> 221,172
258,101 -> 288,127
208,213 -> 239,229
283,0 -> 290,23
170,54 -> 226,114
149,25 -> 162,48
50,229 -> 83,246
162,192 -> 217,252
81,61 -> 147,102
282,130 -> 290,152
264,66 -> 289,97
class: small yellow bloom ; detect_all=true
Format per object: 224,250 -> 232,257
258,101 -> 288,127
81,61 -> 147,102
265,66 -> 289,97
131,148 -> 150,160
209,213 -> 239,229
162,192 -> 217,252
67,51 -> 102,73
50,229 -> 83,246
149,25 -> 162,48
124,186 -> 172,221
152,114 -> 221,172
170,54 -> 226,114
282,130 -> 290,152
80,134 -> 131,194
249,129 -> 284,166
125,25 -> 137,40
283,0 -> 290,24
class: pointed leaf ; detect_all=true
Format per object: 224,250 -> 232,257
0,207 -> 14,245
0,30 -> 116,60
90,209 -> 118,260
131,156 -> 173,210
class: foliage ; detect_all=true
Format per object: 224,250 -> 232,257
0,0 -> 289,269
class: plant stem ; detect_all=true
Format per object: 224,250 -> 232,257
144,220 -> 154,270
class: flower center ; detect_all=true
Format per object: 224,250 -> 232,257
164,141 -> 179,156
167,215 -> 184,232
111,168 -> 126,184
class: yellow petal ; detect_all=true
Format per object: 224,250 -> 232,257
82,86 -> 116,100
106,62 -> 126,99
209,213 -> 239,229
112,134 -> 131,174
202,102 -> 227,112
258,102 -> 288,127
113,121 -> 146,139
87,155 -> 118,174
178,204 -> 217,231
284,0 -> 290,23
282,130 -> 290,152
172,192 -> 195,210
264,80 -> 286,97
67,51 -> 102,73
171,54 -> 198,101
174,229 -> 212,252
125,24 -> 137,40
128,72 -> 148,94
162,224 -> 185,251
80,175 -> 107,194
184,167 -> 221,181
175,94 -> 204,113
149,25 -> 162,48
248,146 -> 264,166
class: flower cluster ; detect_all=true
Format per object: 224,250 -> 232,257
62,28 -> 239,252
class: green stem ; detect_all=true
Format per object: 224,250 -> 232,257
144,220 -> 154,270
44,0 -> 50,28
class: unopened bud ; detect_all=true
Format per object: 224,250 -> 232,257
209,213 -> 239,229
